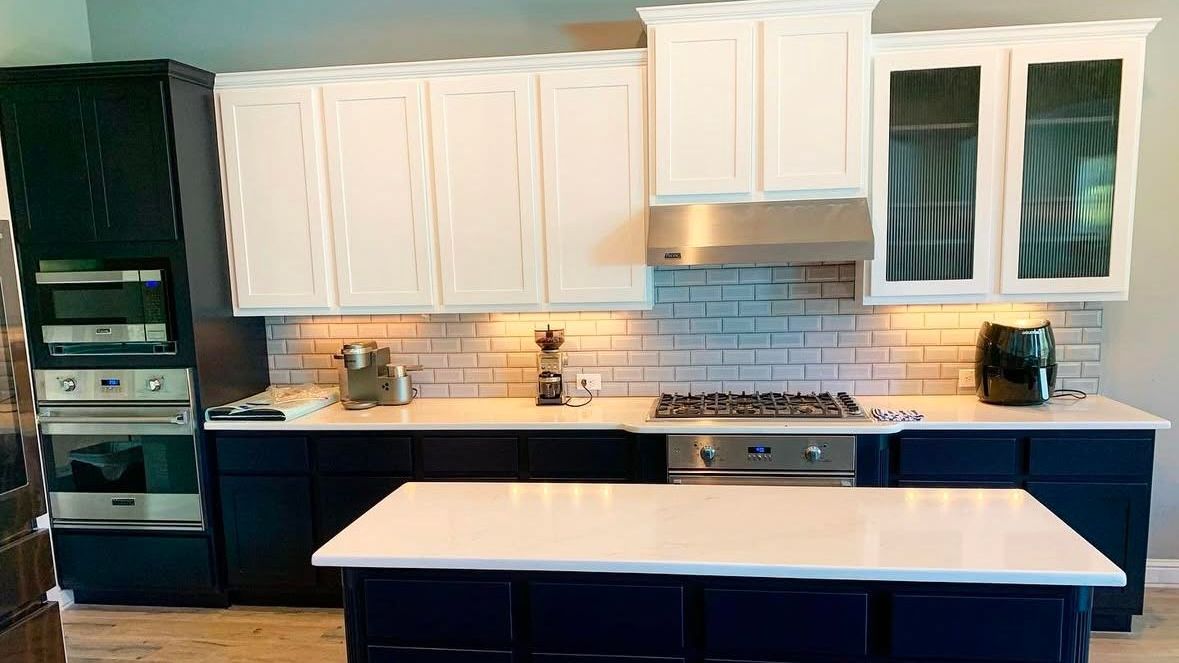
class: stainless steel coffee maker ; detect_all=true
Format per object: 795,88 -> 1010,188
334,341 -> 421,409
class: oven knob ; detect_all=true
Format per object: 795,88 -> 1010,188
147,377 -> 163,392
699,446 -> 717,463
803,445 -> 823,463
60,377 -> 77,392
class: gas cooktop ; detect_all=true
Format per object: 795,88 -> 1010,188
650,391 -> 865,420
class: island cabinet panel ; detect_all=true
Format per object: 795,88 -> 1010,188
530,583 -> 684,656
527,436 -> 631,481
369,648 -> 512,663
219,475 -> 317,589
703,589 -> 869,659
890,593 -> 1067,662
365,579 -> 513,648
419,436 -> 519,478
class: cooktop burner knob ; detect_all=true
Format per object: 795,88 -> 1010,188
699,446 -> 717,463
803,445 -> 823,463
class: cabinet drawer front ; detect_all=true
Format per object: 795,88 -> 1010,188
896,480 -> 1019,489
1028,437 -> 1153,477
369,647 -> 512,663
0,601 -> 66,663
891,593 -> 1065,662
535,657 -> 682,663
531,583 -> 683,656
897,437 -> 1019,477
316,436 -> 412,475
703,588 -> 868,658
54,531 -> 214,592
365,579 -> 513,648
528,437 -> 630,480
420,437 -> 519,477
0,530 -> 54,616
216,436 -> 309,474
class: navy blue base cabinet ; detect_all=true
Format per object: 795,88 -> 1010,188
340,568 -> 1095,663
210,431 -> 666,605
889,429 -> 1155,631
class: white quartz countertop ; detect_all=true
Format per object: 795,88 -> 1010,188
312,482 -> 1126,587
205,394 -> 1169,433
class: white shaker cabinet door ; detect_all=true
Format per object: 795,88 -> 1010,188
762,14 -> 867,192
539,66 -> 650,306
322,80 -> 435,308
428,74 -> 541,306
652,21 -> 755,196
218,86 -> 332,310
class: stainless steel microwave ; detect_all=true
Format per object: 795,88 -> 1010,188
34,269 -> 174,355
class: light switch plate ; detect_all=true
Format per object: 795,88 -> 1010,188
576,373 -> 602,391
958,368 -> 975,388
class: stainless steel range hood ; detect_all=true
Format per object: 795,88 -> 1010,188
647,198 -> 874,266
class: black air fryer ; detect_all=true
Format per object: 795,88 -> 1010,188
975,320 -> 1057,405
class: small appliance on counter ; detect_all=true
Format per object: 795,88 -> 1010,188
975,319 -> 1057,406
205,384 -> 339,421
534,326 -> 567,406
335,341 -> 421,409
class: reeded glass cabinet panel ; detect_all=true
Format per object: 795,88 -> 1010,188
1001,40 -> 1145,297
867,48 -> 1004,301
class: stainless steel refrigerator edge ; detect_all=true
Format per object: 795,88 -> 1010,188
0,219 -> 67,662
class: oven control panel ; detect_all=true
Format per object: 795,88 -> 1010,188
667,435 -> 856,473
35,368 -> 192,402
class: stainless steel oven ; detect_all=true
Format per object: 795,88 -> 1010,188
667,435 -> 856,487
35,368 -> 201,530
33,268 -> 174,355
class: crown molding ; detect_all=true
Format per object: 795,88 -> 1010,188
873,18 -> 1161,52
215,48 -> 646,89
637,0 -> 878,25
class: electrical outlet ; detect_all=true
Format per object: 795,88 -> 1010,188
958,368 -> 975,389
577,373 -> 602,391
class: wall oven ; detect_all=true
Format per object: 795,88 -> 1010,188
667,435 -> 856,487
35,368 -> 202,530
33,267 -> 174,356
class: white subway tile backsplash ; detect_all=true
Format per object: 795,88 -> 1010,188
265,263 -> 1104,396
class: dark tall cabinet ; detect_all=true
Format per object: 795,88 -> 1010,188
0,60 -> 269,608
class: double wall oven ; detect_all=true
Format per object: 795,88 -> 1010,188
35,368 -> 202,530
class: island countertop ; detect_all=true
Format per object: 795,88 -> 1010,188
312,482 -> 1126,587
205,394 -> 1169,433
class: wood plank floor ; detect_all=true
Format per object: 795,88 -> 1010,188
63,588 -> 1179,662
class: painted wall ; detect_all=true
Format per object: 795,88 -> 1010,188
81,0 -> 1179,558
0,0 -> 91,65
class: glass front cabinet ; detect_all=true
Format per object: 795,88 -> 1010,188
864,20 -> 1157,303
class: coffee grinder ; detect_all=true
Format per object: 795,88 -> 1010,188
534,326 -> 567,406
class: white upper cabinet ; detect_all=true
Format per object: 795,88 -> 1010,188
640,0 -> 876,200
866,47 -> 1007,301
539,66 -> 650,305
322,80 -> 435,308
999,39 -> 1147,298
428,73 -> 541,307
218,86 -> 332,310
651,20 -> 755,195
863,19 -> 1158,304
763,14 -> 867,191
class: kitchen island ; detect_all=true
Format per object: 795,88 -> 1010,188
314,482 -> 1124,663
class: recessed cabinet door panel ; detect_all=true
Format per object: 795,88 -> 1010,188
866,48 -> 1006,301
323,81 -> 435,308
0,85 -> 96,242
539,67 -> 649,305
218,86 -> 332,309
429,74 -> 540,306
84,80 -> 178,242
653,21 -> 754,195
1000,40 -> 1145,298
762,14 -> 866,191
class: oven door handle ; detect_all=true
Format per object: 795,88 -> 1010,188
40,411 -> 188,426
34,270 -> 148,285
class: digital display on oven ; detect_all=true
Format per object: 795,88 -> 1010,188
100,378 -> 121,387
748,446 -> 771,454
